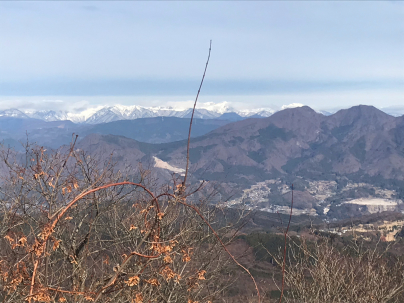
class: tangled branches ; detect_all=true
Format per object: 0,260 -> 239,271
0,140 -> 235,303
0,41 -> 261,303
268,235 -> 404,303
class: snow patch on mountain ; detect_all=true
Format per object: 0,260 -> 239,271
0,109 -> 30,119
153,156 -> 185,175
82,104 -> 230,124
197,101 -> 233,114
26,110 -> 70,121
238,108 -> 275,117
8,102 -> 300,124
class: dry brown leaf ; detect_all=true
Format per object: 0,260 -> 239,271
145,278 -> 159,286
4,235 -> 13,245
133,293 -> 143,303
52,239 -> 60,251
197,270 -> 206,280
163,255 -> 173,263
125,275 -> 140,287
160,266 -> 178,282
18,237 -> 27,247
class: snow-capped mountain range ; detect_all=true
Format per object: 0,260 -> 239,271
0,102 -> 279,124
1,102 -> 403,125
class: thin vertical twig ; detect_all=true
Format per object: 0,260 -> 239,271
180,40 -> 261,302
279,184 -> 294,303
183,40 -> 212,187
22,40 -> 266,303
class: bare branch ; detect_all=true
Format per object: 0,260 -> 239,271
183,40 -> 212,187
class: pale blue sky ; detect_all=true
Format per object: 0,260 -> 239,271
0,1 -> 403,112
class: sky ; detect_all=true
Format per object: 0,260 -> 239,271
0,1 -> 403,113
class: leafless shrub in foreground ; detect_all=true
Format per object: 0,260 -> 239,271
271,237 -> 404,303
0,140 -> 240,303
0,41 -> 261,303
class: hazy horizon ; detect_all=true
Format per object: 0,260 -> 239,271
2,100 -> 404,119
1,1 -> 403,112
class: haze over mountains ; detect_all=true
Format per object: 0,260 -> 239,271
2,101 -> 404,126
0,102 -> 276,124
17,104 -> 397,185
2,104 -> 404,181
0,116 -> 232,149
3,104 -> 404,218
180,105 -> 404,182
54,104 -> 404,219
2,105 -> 404,181
76,105 -> 402,184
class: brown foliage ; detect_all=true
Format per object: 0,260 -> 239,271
0,141 -> 239,303
0,41 -> 263,303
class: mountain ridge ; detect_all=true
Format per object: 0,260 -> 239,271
3,104 -> 404,185
4,104 -> 404,213
4,103 -> 403,125
0,103 -> 296,124
118,105 -> 404,184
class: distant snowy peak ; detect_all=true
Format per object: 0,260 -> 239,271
3,103 -> 278,124
147,101 -> 234,115
24,110 -> 87,123
316,110 -> 334,116
238,108 -> 275,118
0,109 -> 30,119
2,103 -> 401,124
83,105 -> 278,124
84,106 -> 224,124
85,107 -> 120,124
27,110 -> 69,122
197,101 -> 234,114
111,105 -> 155,119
